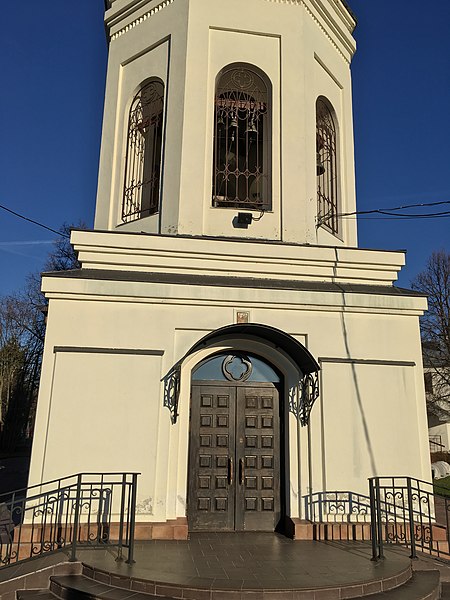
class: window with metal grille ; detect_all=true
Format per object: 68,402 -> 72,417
122,79 -> 164,223
212,65 -> 271,210
316,97 -> 339,235
424,372 -> 434,394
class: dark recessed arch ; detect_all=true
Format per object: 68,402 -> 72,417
122,78 -> 165,223
316,95 -> 339,235
163,324 -> 320,425
212,63 -> 272,210
186,323 -> 320,375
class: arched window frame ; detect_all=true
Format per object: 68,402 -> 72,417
122,78 -> 165,223
212,63 -> 272,211
316,96 -> 340,235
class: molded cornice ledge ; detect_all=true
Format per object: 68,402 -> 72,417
106,0 -> 175,38
69,230 -> 407,288
302,0 -> 356,60
105,0 -> 356,61
40,271 -> 428,317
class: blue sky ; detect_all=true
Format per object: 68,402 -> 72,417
0,0 -> 449,295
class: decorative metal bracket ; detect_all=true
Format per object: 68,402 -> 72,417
163,364 -> 181,424
289,372 -> 320,426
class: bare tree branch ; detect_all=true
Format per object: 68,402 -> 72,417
412,250 -> 450,421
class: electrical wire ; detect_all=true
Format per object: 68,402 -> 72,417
0,203 -> 69,238
336,199 -> 450,219
340,210 -> 450,219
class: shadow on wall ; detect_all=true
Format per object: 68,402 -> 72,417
336,252 -> 377,476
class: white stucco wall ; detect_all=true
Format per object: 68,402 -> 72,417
28,234 -> 430,522
28,0 -> 431,528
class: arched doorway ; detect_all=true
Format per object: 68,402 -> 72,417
187,352 -> 283,532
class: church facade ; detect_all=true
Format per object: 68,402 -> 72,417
28,0 -> 430,536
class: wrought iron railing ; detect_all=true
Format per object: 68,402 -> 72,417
369,476 -> 450,561
304,491 -> 371,523
0,472 -> 139,567
429,436 -> 445,452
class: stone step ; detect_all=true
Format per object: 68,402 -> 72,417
353,571 -> 440,600
17,591 -> 57,600
441,581 -> 450,599
50,575 -> 178,600
79,560 -> 414,599
48,571 -> 441,600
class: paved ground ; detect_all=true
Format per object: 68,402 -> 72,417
78,534 -> 410,591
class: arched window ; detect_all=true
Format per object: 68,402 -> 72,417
316,97 -> 339,235
212,64 -> 271,210
122,79 -> 164,223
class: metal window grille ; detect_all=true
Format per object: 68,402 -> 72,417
424,372 -> 434,394
122,80 -> 164,223
213,66 -> 271,210
316,97 -> 338,234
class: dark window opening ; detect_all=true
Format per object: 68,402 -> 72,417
424,372 -> 434,394
213,66 -> 271,210
122,79 -> 164,223
316,97 -> 339,235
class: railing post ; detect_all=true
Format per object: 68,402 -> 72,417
304,495 -> 309,521
126,473 -> 138,565
70,474 -> 83,562
406,477 -> 417,559
116,474 -> 127,562
369,479 -> 378,561
375,478 -> 384,560
369,477 -> 384,561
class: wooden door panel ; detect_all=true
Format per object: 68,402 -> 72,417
236,387 -> 280,531
188,382 -> 280,532
188,386 -> 235,531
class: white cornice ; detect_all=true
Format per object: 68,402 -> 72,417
109,0 -> 176,41
69,230 -> 406,288
107,0 -> 356,61
41,278 -> 427,317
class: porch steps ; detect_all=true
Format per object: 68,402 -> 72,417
14,570 -> 442,600
16,576 -> 179,600
16,593 -> 55,600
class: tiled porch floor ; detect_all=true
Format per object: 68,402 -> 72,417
77,533 -> 410,592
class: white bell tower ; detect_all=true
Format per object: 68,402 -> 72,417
95,0 -> 357,246
29,0 -> 431,535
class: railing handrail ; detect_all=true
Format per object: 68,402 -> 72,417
368,475 -> 433,487
304,490 -> 371,500
303,490 -> 372,522
0,471 -> 141,502
429,439 -> 445,449
367,474 -> 450,498
0,471 -> 140,568
369,474 -> 450,562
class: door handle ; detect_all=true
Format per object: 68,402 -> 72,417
228,457 -> 233,485
239,458 -> 244,485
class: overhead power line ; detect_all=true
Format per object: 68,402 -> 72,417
0,203 -> 69,238
342,213 -> 450,221
337,199 -> 450,219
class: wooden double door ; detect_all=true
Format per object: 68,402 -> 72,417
188,381 -> 281,532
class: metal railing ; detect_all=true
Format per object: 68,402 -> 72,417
369,476 -> 450,561
429,436 -> 445,452
0,472 -> 139,567
304,491 -> 371,523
